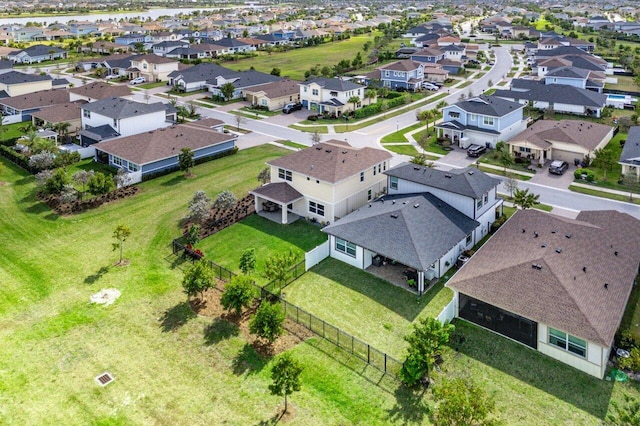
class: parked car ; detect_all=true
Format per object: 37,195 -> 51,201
467,144 -> 487,157
282,102 -> 302,114
130,77 -> 146,85
488,60 -> 495,65
549,160 -> 569,175
422,82 -> 439,91
429,81 -> 442,88
105,74 -> 120,80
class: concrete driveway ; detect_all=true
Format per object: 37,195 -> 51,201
528,165 -> 576,189
265,108 -> 307,126
435,149 -> 479,170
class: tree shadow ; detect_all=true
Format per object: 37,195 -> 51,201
203,317 -> 240,345
159,301 -> 197,332
160,175 -> 186,187
387,385 -> 431,425
254,411 -> 284,426
84,266 -> 110,284
232,342 -> 268,376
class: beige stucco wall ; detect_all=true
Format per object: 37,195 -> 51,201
1,79 -> 52,97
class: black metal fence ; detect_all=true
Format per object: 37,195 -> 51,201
172,238 -> 236,282
262,259 -> 306,295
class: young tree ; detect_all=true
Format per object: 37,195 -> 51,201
270,67 -> 281,76
513,188 -> 540,209
35,169 -> 54,187
221,274 -> 255,316
234,114 -> 246,131
347,95 -> 360,113
432,377 -> 498,426
263,250 -> 298,289
28,151 -> 56,171
54,150 -> 81,169
364,88 -> 377,106
187,190 -> 211,224
178,147 -> 195,177
182,260 -> 216,299
112,224 -> 131,265
249,301 -> 285,343
311,129 -> 322,145
410,154 -> 434,167
399,317 -> 454,386
380,101 -> 389,119
592,147 -> 616,181
58,184 -> 77,204
497,144 -> 513,173
504,173 -> 519,199
73,170 -> 94,199
257,167 -> 270,185
269,353 -> 303,414
44,168 -> 70,195
213,189 -> 236,211
113,168 -> 131,188
220,82 -> 236,102
87,171 -> 115,195
239,248 -> 257,275
184,223 -> 201,246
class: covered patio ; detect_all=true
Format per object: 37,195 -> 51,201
250,182 -> 304,225
365,258 -> 438,295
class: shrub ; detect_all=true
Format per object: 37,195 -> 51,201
44,168 -> 70,195
87,171 -> 115,195
618,347 -> 640,372
307,115 -> 318,121
616,329 -> 640,351
0,145 -> 32,171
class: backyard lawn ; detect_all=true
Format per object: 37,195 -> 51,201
196,215 -> 327,284
284,258 -> 454,359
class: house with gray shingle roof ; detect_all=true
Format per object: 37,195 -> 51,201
299,77 -> 367,116
619,126 -> 640,181
7,45 -> 68,64
447,208 -> 640,379
322,164 -> 502,293
0,70 -> 52,97
435,95 -> 527,149
378,59 -> 425,91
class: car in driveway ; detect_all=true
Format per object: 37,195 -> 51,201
467,144 -> 487,157
548,160 -> 569,175
130,77 -> 146,85
282,102 -> 302,114
422,82 -> 439,91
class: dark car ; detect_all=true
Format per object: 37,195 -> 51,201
282,102 -> 302,114
549,160 -> 569,175
467,144 -> 487,157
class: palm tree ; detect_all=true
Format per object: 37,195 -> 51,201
513,188 -> 540,210
364,88 -> 376,106
347,95 -> 360,113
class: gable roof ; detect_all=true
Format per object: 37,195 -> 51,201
385,163 -> 500,199
94,123 -> 235,165
452,94 -> 523,117
507,119 -> 613,151
168,62 -> 230,83
243,79 -> 301,98
301,77 -> 365,92
0,71 -> 51,85
447,209 -> 640,347
81,97 -> 167,119
130,53 -> 178,65
323,192 -> 479,271
267,140 -> 391,184
545,66 -> 591,79
30,100 -> 86,123
619,126 -> 640,166
411,47 -> 444,57
250,182 -> 304,204
0,88 -> 69,110
379,59 -> 423,72
68,81 -> 132,99
494,79 -> 607,108
207,69 -> 281,89
18,44 -> 67,56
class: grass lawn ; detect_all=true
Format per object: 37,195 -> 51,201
380,122 -> 423,143
607,75 -> 640,93
290,124 -> 329,133
413,130 -> 448,155
240,106 -> 281,117
167,89 -> 208,97
569,184 -> 640,204
229,110 -> 263,120
478,165 -> 533,181
0,122 -> 25,142
275,140 -> 307,149
285,258 -> 454,359
484,88 -> 496,95
138,81 -> 167,90
196,215 -> 327,285
457,80 -> 472,89
381,143 -> 420,156
223,33 -> 381,81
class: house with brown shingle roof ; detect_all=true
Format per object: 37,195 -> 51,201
128,54 -> 179,82
447,208 -> 640,379
30,100 -> 87,135
93,123 -> 237,183
0,88 -> 70,123
506,119 -> 613,165
244,79 -> 301,111
250,140 -> 391,224
68,81 -> 132,103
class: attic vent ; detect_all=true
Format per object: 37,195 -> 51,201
315,146 -> 322,150
533,231 -> 538,238
555,248 -> 562,253
551,229 -> 557,234
565,233 -> 571,238
615,251 -> 619,256
532,263 -> 542,270
522,228 -> 526,233
325,149 -> 332,153
541,242 -> 547,248
413,203 -> 420,208
342,150 -> 347,154
368,204 -> 372,208
392,200 -> 396,204
403,201 -> 407,204
468,171 -> 474,175
390,213 -> 399,219
413,166 -> 421,170
95,372 -> 114,387
583,266 -> 587,273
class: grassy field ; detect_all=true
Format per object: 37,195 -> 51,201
0,122 -> 26,142
196,215 -> 326,285
380,122 -> 423,143
380,143 -> 420,156
606,75 -> 640,93
223,33 -> 380,81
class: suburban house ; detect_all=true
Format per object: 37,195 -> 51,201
0,71 -> 52,97
31,101 -> 87,135
243,79 -> 301,111
68,81 -> 132,103
205,69 -> 281,100
446,208 -> 640,379
423,64 -> 449,83
93,123 -> 237,183
167,63 -> 230,92
378,59 -> 425,91
299,77 -> 368,115
493,79 -> 608,118
0,88 -> 70,123
100,55 -> 137,78
7,45 -> 68,64
618,126 -> 640,181
435,95 -> 527,149
506,120 -> 614,166
322,164 -> 502,294
128,54 -> 179,82
78,97 -> 174,147
165,47 -> 208,60
410,47 -> 445,64
542,66 -> 605,93
152,40 -> 190,56
250,140 -> 391,225
211,37 -> 254,53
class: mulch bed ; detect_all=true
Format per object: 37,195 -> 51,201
189,281 -> 314,357
40,186 -> 139,215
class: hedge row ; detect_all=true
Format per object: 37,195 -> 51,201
353,96 -> 411,120
0,145 -> 34,173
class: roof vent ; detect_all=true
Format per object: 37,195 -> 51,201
522,228 -> 526,233
413,166 -> 421,170
325,149 -> 332,153
565,233 -> 571,238
615,251 -> 619,256
392,200 -> 396,204
413,203 -> 420,208
445,174 -> 452,178
342,159 -> 345,163
551,229 -> 557,234
390,213 -> 398,219
368,204 -> 372,208
533,231 -> 538,238
342,150 -> 347,154
541,242 -> 547,248
583,266 -> 587,273
468,170 -> 474,175
532,263 -> 542,270
315,146 -> 322,150
604,283 -> 609,289
403,201 -> 407,204
555,248 -> 562,253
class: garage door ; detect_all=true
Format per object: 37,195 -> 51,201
553,149 -> 582,163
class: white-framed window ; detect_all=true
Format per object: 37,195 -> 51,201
483,116 -> 494,126
360,171 -> 364,182
83,109 -> 91,118
335,237 -> 356,257
113,119 -> 117,128
449,111 -> 460,119
367,189 -> 372,200
308,201 -> 325,216
470,114 -> 476,120
390,176 -> 398,190
261,98 -> 267,106
312,89 -> 319,96
373,166 -> 377,175
519,147 -> 531,153
484,193 -> 488,204
304,86 -> 308,92
278,168 -> 292,181
112,156 -> 123,166
476,198 -> 483,209
383,162 -> 386,171
549,328 -> 586,358
128,162 -> 139,172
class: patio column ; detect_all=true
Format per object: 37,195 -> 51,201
281,206 -> 288,224
254,196 -> 261,213
418,271 -> 425,295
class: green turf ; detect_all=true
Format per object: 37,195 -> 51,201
381,143 -> 420,156
137,81 -> 167,90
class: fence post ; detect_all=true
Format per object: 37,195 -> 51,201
322,321 -> 325,338
384,354 -> 387,373
367,345 -> 370,363
296,306 -> 299,323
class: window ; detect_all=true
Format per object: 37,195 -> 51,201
470,114 -> 476,121
373,166 -> 376,176
483,193 -> 488,204
360,171 -> 364,182
483,116 -> 494,126
449,111 -> 460,119
390,176 -> 398,190
367,189 -> 372,201
128,163 -> 139,172
378,164 -> 381,173
312,89 -> 319,96
261,98 -> 267,106
519,147 -> 531,153
83,109 -> 91,118
476,198 -> 483,209
308,201 -> 325,217
112,156 -> 123,166
335,237 -> 356,257
113,119 -> 117,128
466,234 -> 472,244
383,162 -> 386,171
278,168 -> 292,181
549,328 -> 586,358
304,86 -> 308,92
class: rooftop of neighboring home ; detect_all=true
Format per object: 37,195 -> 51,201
411,47 -> 445,57
13,44 -> 67,56
68,81 -> 132,99
619,126 -> 640,166
0,88 -> 70,110
30,100 -> 86,123
322,192 -> 479,271
300,77 -> 365,92
268,140 -> 391,184
130,53 -> 178,64
188,118 -> 225,129
450,95 -> 524,117
385,164 -> 500,199
243,79 -> 301,97
168,62 -> 231,83
379,59 -> 423,72
207,69 -> 281,88
494,79 -> 607,108
82,97 -> 167,119
507,119 -> 613,151
447,209 -> 640,348
0,70 -> 51,85
95,123 -> 235,165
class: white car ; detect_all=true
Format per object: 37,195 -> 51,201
422,82 -> 439,91
105,74 -> 120,80
130,77 -> 146,85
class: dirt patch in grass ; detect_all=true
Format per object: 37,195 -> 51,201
190,282 -> 314,357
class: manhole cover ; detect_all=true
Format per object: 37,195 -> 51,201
95,372 -> 114,387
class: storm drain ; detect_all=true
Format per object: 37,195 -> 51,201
95,372 -> 115,387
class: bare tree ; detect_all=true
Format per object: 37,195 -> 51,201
234,114 -> 246,131
311,129 -> 322,145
